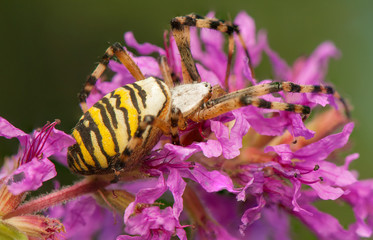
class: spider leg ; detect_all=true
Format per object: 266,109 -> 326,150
158,55 -> 174,88
190,95 -> 310,122
205,81 -> 350,117
78,42 -> 145,113
170,14 -> 253,85
208,82 -> 334,106
120,107 -> 186,164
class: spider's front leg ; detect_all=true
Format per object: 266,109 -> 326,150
170,14 -> 252,88
78,42 -> 145,113
190,95 -> 311,122
118,107 -> 186,172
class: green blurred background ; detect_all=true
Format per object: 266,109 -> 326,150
0,0 -> 372,238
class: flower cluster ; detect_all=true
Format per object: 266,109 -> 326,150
0,11 -> 372,240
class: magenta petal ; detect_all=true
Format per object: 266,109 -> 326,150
7,158 -> 56,195
288,113 -> 315,139
264,44 -> 291,81
196,63 -> 221,87
124,32 -> 165,55
309,182 -> 343,200
196,140 -> 223,158
132,55 -> 162,78
166,168 -> 186,218
181,163 -> 237,193
294,41 -> 341,85
240,195 -> 266,235
124,171 -> 167,221
211,111 -> 250,159
234,11 -> 256,52
290,178 -> 310,215
201,12 -> 224,50
240,107 -> 288,136
41,127 -> 76,159
294,122 -> 354,161
294,204 -> 357,239
0,117 -> 28,146
163,143 -> 201,161
124,206 -> 186,240
237,177 -> 254,201
318,161 -> 357,187
264,144 -> 293,164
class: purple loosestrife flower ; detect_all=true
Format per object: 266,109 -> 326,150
0,117 -> 75,239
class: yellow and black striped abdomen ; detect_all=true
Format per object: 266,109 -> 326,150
68,77 -> 171,175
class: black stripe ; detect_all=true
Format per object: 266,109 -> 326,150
154,79 -> 169,117
312,85 -> 322,93
258,99 -> 272,109
179,46 -> 200,82
210,20 -> 220,29
240,96 -> 252,106
100,53 -> 111,65
194,14 -> 204,19
111,92 -> 132,141
123,85 -> 141,114
142,126 -> 153,148
94,102 -> 119,154
84,113 -> 112,166
123,85 -> 142,128
76,147 -> 90,172
184,16 -> 196,26
269,82 -> 281,92
132,82 -> 147,108
326,86 -> 334,94
285,104 -> 296,112
290,83 -> 301,92
140,80 -> 168,148
226,25 -> 235,35
69,143 -> 92,173
101,97 -> 118,129
302,106 -> 311,115
86,75 -> 97,85
75,118 -> 102,169
170,18 -> 182,30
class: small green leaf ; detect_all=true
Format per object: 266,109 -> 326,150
0,221 -> 28,240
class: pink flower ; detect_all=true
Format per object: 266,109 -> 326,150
0,117 -> 75,195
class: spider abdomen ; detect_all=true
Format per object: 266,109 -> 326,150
67,77 -> 171,175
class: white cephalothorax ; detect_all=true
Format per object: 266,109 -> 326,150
171,82 -> 212,117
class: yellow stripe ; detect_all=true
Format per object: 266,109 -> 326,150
72,130 -> 95,168
109,97 -> 127,153
114,88 -> 139,137
88,106 -> 116,157
75,152 -> 88,172
90,131 -> 109,168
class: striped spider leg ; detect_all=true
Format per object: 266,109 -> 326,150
169,14 -> 349,121
170,13 -> 253,88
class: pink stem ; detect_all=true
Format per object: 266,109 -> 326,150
3,177 -> 110,219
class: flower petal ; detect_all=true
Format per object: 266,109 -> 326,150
7,158 -> 56,195
166,168 -> 186,218
0,117 -> 28,146
124,32 -> 165,55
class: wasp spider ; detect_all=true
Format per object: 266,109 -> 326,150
67,14 -> 342,182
